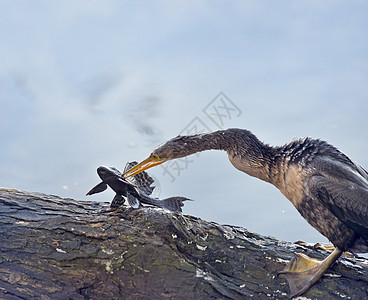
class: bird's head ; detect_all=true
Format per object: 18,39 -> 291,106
123,135 -> 199,178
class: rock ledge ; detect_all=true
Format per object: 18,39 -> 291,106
0,188 -> 367,299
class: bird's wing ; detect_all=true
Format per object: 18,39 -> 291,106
123,161 -> 155,195
307,174 -> 368,236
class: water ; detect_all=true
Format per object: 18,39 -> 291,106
1,1 -> 368,245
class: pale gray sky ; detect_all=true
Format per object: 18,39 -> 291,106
1,0 -> 368,243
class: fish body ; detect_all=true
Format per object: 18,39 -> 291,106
87,162 -> 189,212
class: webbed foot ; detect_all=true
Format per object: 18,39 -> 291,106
295,241 -> 354,257
295,240 -> 335,251
278,248 -> 342,297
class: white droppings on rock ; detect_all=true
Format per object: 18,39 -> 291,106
200,233 -> 208,241
324,273 -> 341,278
223,232 -> 235,240
16,221 -> 29,225
105,261 -> 113,274
196,244 -> 207,251
102,249 -> 114,255
276,257 -> 289,264
195,268 -> 214,282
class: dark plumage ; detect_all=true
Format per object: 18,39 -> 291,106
123,128 -> 368,296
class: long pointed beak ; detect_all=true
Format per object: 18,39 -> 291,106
123,155 -> 166,178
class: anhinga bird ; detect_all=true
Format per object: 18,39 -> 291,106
123,128 -> 368,297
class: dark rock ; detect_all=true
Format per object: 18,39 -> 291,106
0,188 -> 367,299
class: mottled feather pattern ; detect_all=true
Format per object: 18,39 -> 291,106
279,137 -> 368,249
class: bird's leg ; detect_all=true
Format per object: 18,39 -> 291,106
278,248 -> 342,297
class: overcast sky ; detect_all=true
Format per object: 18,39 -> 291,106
1,1 -> 368,243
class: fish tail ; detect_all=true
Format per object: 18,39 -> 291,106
160,197 -> 191,212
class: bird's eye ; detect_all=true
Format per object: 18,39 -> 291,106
151,154 -> 159,160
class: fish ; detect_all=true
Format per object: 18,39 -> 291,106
86,161 -> 190,212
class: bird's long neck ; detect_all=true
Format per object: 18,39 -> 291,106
176,129 -> 277,183
177,130 -> 238,153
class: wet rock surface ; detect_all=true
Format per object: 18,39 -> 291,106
0,187 -> 367,299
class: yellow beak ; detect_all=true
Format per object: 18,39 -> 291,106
123,154 -> 166,178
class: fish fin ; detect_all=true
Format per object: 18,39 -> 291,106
123,161 -> 155,195
127,192 -> 141,209
86,182 -> 107,196
111,194 -> 125,208
123,161 -> 137,174
160,197 -> 192,212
